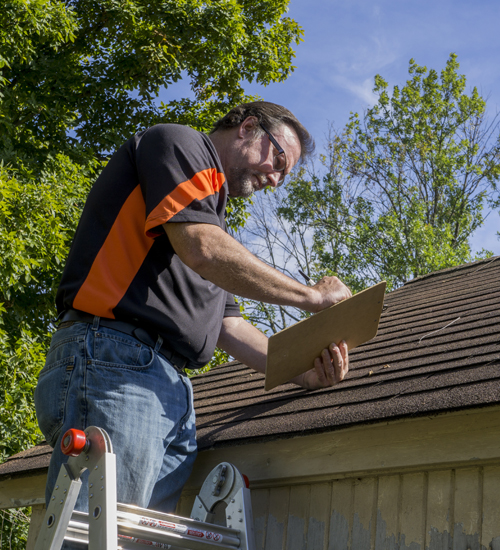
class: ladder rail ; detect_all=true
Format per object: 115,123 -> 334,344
68,506 -> 243,549
35,426 -> 117,550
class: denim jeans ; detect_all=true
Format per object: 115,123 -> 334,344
34,318 -> 197,521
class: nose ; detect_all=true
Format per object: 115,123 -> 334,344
266,171 -> 281,188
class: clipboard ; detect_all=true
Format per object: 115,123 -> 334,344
265,281 -> 386,391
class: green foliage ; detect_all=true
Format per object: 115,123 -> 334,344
0,156 -> 97,462
188,346 -> 231,377
240,55 -> 500,331
0,153 -> 97,550
0,508 -> 31,550
1,0 -> 303,161
343,53 -> 500,287
0,0 -> 303,510
277,168 -> 375,293
226,196 -> 253,234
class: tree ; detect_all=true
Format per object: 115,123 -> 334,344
239,55 -> 500,331
0,156 -> 98,462
344,54 -> 500,286
0,155 -> 97,547
0,1 -> 303,544
1,0 -> 303,163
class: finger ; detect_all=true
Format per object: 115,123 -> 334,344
327,343 -> 343,384
319,347 -> 336,385
339,340 -> 349,380
314,356 -> 328,387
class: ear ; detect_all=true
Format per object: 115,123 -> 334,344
237,116 -> 259,139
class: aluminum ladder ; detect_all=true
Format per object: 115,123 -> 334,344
34,426 -> 255,550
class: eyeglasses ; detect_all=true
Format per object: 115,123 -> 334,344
259,123 -> 287,185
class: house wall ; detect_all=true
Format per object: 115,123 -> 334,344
223,465 -> 499,550
177,405 -> 500,550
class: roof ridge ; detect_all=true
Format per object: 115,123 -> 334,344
401,255 -> 500,287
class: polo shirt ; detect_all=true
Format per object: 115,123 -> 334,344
57,124 -> 241,368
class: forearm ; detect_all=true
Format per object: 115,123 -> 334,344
217,317 -> 267,374
165,222 -> 321,312
217,317 -> 306,385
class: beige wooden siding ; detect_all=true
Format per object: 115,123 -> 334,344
176,408 -> 500,549
262,465 -> 500,550
178,464 -> 500,550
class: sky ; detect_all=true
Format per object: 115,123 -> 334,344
240,0 -> 500,256
161,0 -> 500,257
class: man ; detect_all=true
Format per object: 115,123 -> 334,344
35,102 -> 351,520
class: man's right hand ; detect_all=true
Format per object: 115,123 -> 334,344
308,276 -> 352,313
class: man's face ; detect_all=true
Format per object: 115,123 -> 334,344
226,122 -> 302,198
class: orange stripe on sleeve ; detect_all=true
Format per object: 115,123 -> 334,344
73,185 -> 154,318
145,168 -> 225,235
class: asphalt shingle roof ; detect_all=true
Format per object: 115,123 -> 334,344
192,256 -> 500,450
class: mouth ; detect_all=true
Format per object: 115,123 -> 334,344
253,174 -> 267,191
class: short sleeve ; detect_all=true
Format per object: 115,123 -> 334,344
224,293 -> 242,318
135,124 -> 226,237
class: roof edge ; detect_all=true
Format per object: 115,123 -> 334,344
402,255 -> 500,287
197,401 -> 500,452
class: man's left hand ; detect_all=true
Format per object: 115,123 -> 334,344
298,341 -> 349,390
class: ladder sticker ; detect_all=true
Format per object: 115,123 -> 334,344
187,529 -> 222,541
122,512 -> 224,542
119,534 -> 170,548
138,516 -> 188,534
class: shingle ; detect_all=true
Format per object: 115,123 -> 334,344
0,441 -> 52,477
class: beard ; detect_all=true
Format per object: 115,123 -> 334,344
226,167 -> 267,198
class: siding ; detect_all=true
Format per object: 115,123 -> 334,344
179,464 -> 500,550
178,407 -> 500,550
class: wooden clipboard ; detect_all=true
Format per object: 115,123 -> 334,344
265,281 -> 386,391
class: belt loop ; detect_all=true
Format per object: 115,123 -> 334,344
92,316 -> 100,331
154,335 -> 163,353
54,310 -> 65,325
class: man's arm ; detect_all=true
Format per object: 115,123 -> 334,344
217,317 -> 349,390
163,222 -> 351,313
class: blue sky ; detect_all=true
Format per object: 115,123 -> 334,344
241,0 -> 500,256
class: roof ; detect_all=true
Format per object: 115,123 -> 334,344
193,255 -> 500,449
0,441 -> 52,479
2,256 -> 500,479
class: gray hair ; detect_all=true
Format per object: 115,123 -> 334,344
211,101 -> 315,163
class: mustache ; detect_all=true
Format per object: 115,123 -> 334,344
254,172 -> 268,187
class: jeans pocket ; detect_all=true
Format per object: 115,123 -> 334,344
34,356 -> 75,447
92,329 -> 154,369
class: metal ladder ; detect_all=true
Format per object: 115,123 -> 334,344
34,426 -> 255,550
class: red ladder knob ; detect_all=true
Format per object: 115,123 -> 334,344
61,428 -> 87,456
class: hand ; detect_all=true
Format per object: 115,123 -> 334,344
298,341 -> 349,390
309,276 -> 352,313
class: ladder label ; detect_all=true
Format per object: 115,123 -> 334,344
187,529 -> 222,542
119,534 -> 170,548
139,517 -> 188,535
121,512 -> 224,543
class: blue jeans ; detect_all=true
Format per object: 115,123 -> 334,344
34,319 -> 197,517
